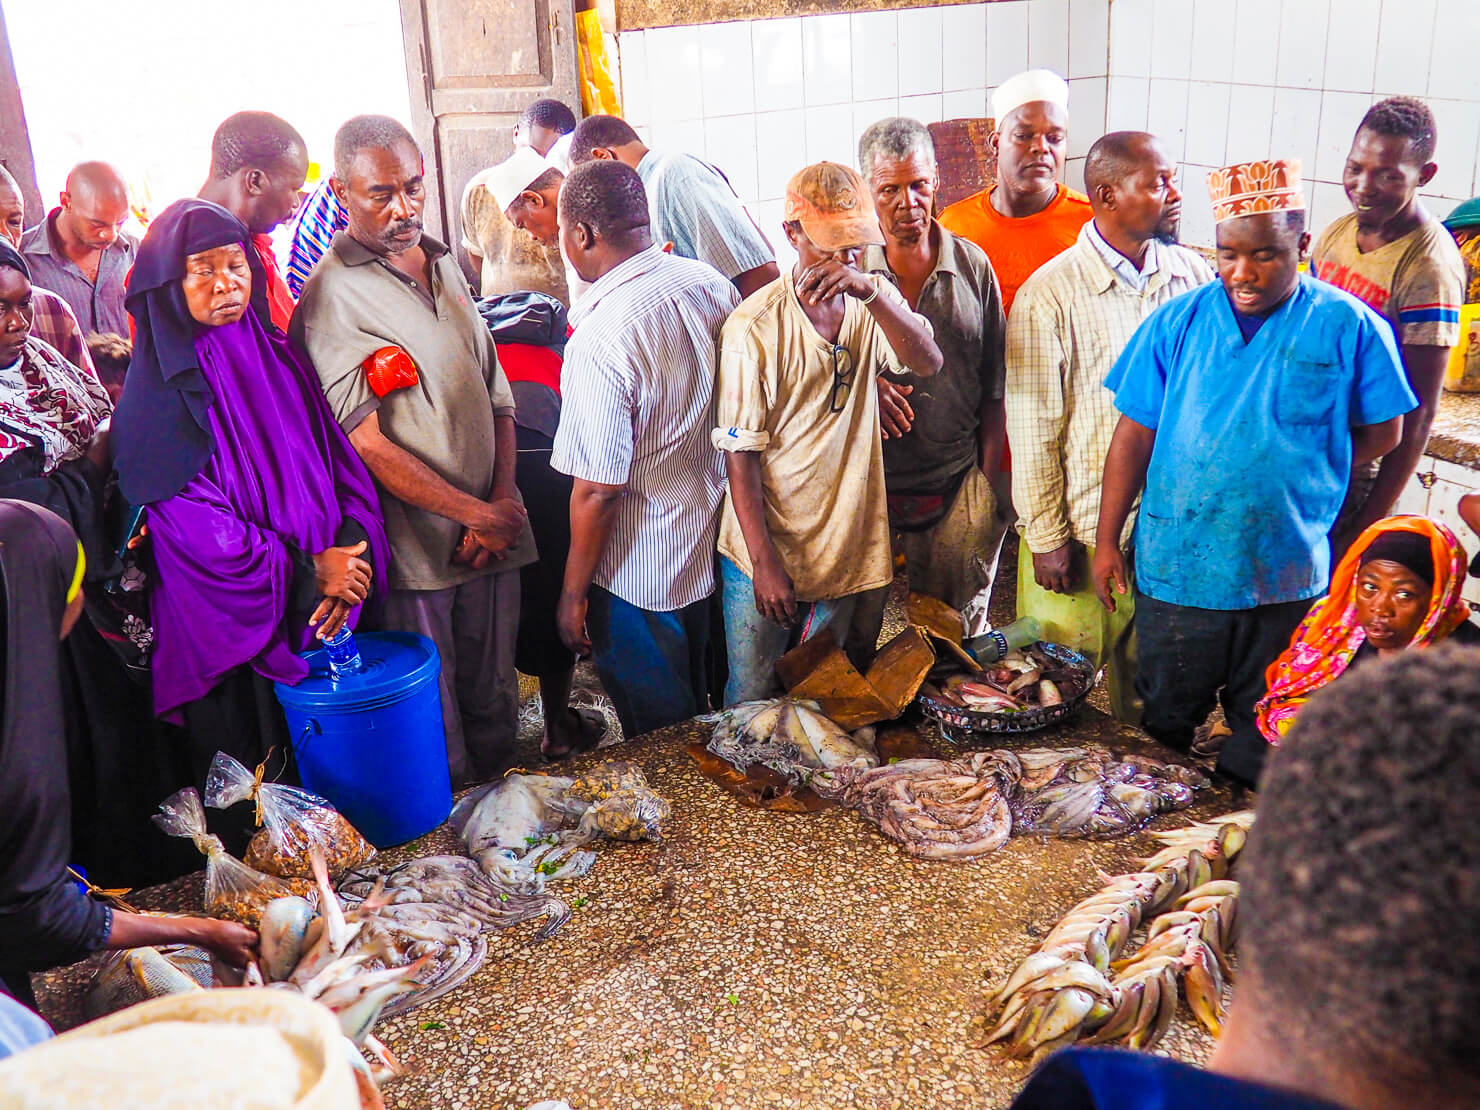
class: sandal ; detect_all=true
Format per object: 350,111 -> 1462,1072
540,705 -> 607,762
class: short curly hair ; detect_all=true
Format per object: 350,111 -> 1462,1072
1358,96 -> 1437,163
558,160 -> 648,240
209,111 -> 305,179
1242,644 -> 1480,1096
334,115 -> 419,182
569,115 -> 641,165
520,99 -> 577,136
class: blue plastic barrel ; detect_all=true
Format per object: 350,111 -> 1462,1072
274,631 -> 450,847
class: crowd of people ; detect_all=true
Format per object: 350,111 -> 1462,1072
1,60 -> 1479,1104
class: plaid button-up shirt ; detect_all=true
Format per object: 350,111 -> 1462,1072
30,286 -> 96,375
1005,224 -> 1213,555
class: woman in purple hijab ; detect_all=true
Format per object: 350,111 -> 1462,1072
113,199 -> 388,807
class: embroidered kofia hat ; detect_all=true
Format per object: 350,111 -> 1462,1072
1207,159 -> 1305,224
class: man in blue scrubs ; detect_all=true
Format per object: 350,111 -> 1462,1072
1091,158 -> 1415,754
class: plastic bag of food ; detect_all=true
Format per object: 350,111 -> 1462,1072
566,760 -> 649,803
152,787 -> 309,926
580,787 -> 671,843
203,751 -> 374,880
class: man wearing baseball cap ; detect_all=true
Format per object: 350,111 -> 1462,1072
459,146 -> 570,303
1091,158 -> 1415,770
713,161 -> 942,704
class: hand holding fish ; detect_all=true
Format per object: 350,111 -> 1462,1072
198,918 -> 260,967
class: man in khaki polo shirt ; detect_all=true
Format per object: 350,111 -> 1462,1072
292,115 -> 535,786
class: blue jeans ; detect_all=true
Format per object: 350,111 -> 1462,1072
586,586 -> 710,738
719,557 -> 887,705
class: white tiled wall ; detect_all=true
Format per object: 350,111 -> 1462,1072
618,1 -> 1109,267
1106,0 -> 1480,249
617,0 -> 1480,256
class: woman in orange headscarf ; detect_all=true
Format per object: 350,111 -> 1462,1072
1217,516 -> 1479,786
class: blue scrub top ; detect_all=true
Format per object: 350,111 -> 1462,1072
1105,274 -> 1416,610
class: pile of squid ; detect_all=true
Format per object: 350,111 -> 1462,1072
702,698 -> 879,783
980,811 -> 1254,1061
451,761 -> 672,889
810,746 -> 1209,860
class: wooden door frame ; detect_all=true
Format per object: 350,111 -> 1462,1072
0,0 -> 42,218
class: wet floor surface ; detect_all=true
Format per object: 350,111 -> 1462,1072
34,547 -> 1245,1108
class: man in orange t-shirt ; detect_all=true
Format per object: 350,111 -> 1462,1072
939,69 -> 1091,315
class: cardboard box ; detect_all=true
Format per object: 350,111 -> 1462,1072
776,626 -> 935,729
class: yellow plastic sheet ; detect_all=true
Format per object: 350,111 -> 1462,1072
1443,302 -> 1480,393
577,9 -> 622,117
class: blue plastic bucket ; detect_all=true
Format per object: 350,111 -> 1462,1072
274,631 -> 450,847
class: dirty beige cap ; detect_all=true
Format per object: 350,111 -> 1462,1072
784,161 -> 884,251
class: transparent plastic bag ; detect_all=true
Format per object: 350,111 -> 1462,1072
203,751 -> 374,881
566,761 -> 649,803
152,787 -> 309,926
580,787 -> 671,843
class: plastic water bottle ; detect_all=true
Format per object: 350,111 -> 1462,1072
322,626 -> 364,680
968,616 -> 1044,664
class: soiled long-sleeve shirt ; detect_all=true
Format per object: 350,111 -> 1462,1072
1005,225 -> 1213,555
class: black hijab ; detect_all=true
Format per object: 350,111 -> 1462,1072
1360,529 -> 1436,587
0,500 -> 109,1001
110,198 -> 271,505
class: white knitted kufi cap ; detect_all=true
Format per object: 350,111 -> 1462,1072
485,146 -> 552,214
992,69 -> 1070,124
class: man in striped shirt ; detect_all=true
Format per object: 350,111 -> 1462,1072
551,160 -> 740,737
285,179 -> 347,298
570,115 -> 779,300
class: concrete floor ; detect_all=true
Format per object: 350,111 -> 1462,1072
361,712 -> 1236,1110
34,546 -> 1246,1109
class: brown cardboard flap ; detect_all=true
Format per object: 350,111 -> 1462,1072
777,626 -> 935,729
905,592 -> 980,670
863,626 -> 935,713
906,593 -> 965,643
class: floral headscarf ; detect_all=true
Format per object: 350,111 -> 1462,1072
1255,516 -> 1471,743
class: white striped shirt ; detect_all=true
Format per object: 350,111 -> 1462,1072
637,150 -> 775,281
551,246 -> 740,611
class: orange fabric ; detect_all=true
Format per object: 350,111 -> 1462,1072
252,234 -> 296,332
1254,515 -> 1471,742
938,183 -> 1092,314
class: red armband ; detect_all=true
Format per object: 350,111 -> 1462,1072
362,346 -> 419,396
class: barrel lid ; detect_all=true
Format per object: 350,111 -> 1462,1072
275,630 -> 441,711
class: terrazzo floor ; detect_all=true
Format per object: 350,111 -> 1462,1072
33,546 -> 1250,1109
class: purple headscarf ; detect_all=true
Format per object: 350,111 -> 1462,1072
140,217 -> 389,719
